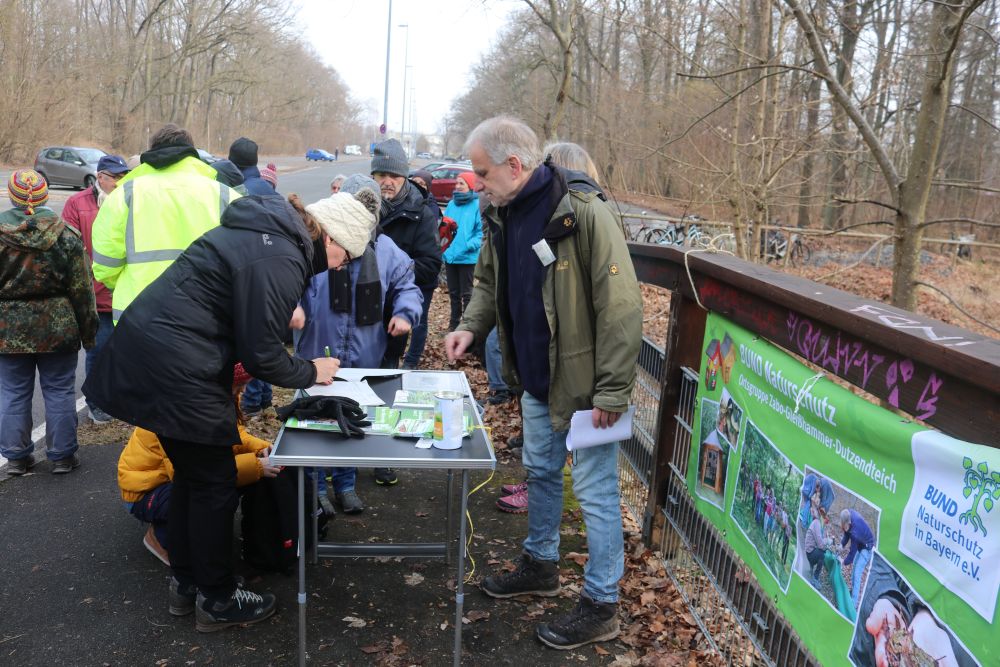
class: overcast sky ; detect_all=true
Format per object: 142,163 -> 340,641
296,0 -> 517,137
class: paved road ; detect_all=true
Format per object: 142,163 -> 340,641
24,155 -> 377,430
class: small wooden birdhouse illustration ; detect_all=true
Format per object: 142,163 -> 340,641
704,338 -> 722,390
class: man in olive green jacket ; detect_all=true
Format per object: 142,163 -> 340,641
445,116 -> 642,651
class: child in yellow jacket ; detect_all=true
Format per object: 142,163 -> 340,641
118,364 -> 279,565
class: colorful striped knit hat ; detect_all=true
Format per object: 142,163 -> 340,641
260,162 -> 278,188
8,169 -> 48,214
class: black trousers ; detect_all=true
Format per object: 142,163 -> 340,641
159,435 -> 238,601
445,263 -> 475,331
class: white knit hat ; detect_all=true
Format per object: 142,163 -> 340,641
305,192 -> 377,259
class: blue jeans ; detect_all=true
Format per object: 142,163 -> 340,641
402,286 -> 435,368
242,379 -> 273,410
850,547 -> 872,609
0,351 -> 79,461
521,392 -> 623,603
313,467 -> 355,494
485,328 -> 507,392
84,312 -> 114,409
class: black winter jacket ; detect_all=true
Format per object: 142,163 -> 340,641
83,195 -> 319,445
380,182 -> 441,289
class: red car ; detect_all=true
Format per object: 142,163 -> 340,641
428,163 -> 473,205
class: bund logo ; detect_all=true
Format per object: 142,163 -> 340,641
608,263 -> 619,276
960,457 -> 1000,536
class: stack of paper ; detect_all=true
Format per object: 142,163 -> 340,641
565,406 -> 636,452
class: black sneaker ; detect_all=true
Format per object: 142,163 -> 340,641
507,434 -> 524,450
374,468 -> 398,486
481,552 -> 560,599
51,454 -> 81,474
536,593 -> 620,650
5,454 -> 37,476
169,577 -> 197,616
195,587 -> 276,633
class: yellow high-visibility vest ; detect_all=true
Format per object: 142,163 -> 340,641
91,156 -> 241,323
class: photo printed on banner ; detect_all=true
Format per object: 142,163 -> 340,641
732,420 -> 802,591
848,551 -> 980,667
696,398 -> 730,510
793,466 -> 882,624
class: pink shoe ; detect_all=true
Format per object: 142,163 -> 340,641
496,488 -> 529,514
501,481 -> 527,496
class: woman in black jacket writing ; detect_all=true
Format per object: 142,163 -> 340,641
84,191 -> 373,631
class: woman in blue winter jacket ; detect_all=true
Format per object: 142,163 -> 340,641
442,171 -> 482,331
290,176 -> 422,515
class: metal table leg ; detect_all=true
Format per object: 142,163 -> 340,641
445,470 -> 455,566
452,470 -> 470,666
298,467 -> 307,667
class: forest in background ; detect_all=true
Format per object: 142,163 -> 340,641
2,0 -> 998,312
0,0 -> 362,160
445,0 -> 999,308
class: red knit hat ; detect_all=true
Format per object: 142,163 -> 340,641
457,172 -> 476,190
8,169 -> 48,215
233,363 -> 253,389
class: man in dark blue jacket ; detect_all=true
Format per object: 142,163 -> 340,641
228,137 -> 274,196
839,508 -> 875,609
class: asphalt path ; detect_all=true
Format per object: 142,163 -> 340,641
20,155 -> 377,432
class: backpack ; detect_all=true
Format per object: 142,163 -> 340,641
240,468 -> 329,574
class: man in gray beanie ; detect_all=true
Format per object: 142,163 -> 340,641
369,139 -> 440,487
370,139 -> 440,370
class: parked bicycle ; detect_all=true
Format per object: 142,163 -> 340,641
763,230 -> 811,267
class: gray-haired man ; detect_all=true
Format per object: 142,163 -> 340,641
445,116 -> 642,650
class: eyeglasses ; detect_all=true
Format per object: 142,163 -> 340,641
99,171 -> 125,181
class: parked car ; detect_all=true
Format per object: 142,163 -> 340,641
33,146 -> 108,189
344,145 -> 362,156
197,148 -> 219,164
428,163 -> 474,205
306,149 -> 335,161
419,161 -> 447,173
416,151 -> 433,159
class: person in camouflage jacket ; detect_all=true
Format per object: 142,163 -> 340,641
0,169 -> 97,475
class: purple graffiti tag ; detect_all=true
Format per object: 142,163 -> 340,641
787,312 -> 799,343
915,373 -> 944,420
855,348 -> 885,390
885,359 -> 915,408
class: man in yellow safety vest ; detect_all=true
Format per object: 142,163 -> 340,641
91,124 -> 242,323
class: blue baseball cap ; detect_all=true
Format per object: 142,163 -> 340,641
97,155 -> 130,175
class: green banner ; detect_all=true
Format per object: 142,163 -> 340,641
690,313 -> 997,666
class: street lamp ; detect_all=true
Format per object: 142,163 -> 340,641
398,23 -> 410,153
382,0 -> 393,138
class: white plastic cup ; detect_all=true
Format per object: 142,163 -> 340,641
432,391 -> 464,450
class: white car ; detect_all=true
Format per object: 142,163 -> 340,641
344,145 -> 362,156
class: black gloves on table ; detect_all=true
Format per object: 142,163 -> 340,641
277,396 -> 372,439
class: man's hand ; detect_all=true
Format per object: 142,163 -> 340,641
387,316 -> 411,337
445,331 -> 474,362
592,407 -> 622,429
866,598 -> 906,667
311,357 -> 340,384
289,305 -> 306,330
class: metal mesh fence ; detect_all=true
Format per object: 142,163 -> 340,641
618,337 -> 664,520
618,352 -> 817,667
